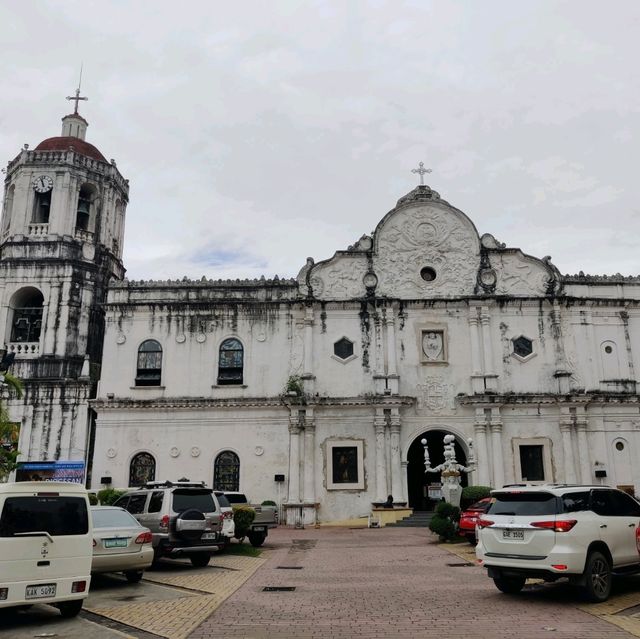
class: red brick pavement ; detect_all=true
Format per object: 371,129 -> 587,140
190,526 -> 637,639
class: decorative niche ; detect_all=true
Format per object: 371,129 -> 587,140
416,325 -> 448,364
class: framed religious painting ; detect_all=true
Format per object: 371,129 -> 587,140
326,439 -> 365,490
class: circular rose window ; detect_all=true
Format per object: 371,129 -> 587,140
420,267 -> 437,282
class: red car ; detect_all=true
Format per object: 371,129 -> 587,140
458,497 -> 492,544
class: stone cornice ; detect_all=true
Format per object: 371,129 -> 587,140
91,394 -> 416,411
563,273 -> 640,284
457,392 -> 640,406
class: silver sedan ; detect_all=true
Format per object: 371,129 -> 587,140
91,506 -> 154,582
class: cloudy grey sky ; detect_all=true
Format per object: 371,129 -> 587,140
1,1 -> 639,281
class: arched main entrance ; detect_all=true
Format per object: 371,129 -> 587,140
406,430 -> 468,511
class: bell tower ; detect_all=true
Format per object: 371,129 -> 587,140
0,87 -> 128,480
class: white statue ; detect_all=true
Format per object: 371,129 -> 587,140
422,434 -> 475,508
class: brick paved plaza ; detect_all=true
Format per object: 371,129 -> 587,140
192,526 -> 640,639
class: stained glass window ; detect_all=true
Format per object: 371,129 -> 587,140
213,451 -> 240,491
136,340 -> 162,386
129,452 -> 156,487
218,338 -> 243,385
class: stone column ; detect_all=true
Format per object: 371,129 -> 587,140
401,461 -> 409,505
560,418 -> 577,484
43,283 -> 61,355
55,280 -> 71,356
287,416 -> 301,503
303,305 -> 314,377
374,409 -> 388,502
474,409 -> 491,486
385,307 -> 397,376
469,309 -> 482,374
576,420 -> 591,484
490,419 -> 505,488
389,410 -> 403,501
302,410 -> 316,504
480,307 -> 494,375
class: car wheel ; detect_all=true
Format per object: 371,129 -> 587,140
190,552 -> 211,567
124,570 -> 144,583
248,532 -> 266,547
493,576 -> 526,594
57,599 -> 83,618
466,534 -> 477,546
582,551 -> 612,602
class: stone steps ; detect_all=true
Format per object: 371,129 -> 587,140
385,511 -> 434,527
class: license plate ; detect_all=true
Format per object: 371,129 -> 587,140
104,538 -> 129,548
25,584 -> 56,599
201,532 -> 217,540
253,526 -> 266,532
502,530 -> 525,540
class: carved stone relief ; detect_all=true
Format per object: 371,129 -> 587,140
309,256 -> 368,300
417,376 -> 455,412
493,252 -> 552,296
374,205 -> 480,297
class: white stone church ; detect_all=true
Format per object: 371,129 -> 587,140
2,101 -> 639,523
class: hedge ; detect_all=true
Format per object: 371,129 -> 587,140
97,488 -> 127,505
461,485 -> 493,510
233,506 -> 256,539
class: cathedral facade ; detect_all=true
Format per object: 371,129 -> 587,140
2,105 -> 640,523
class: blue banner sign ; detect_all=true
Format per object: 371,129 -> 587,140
16,461 -> 85,484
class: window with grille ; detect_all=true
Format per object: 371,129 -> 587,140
213,451 -> 240,491
136,339 -> 162,386
129,452 -> 156,487
218,338 -> 243,385
10,288 -> 44,343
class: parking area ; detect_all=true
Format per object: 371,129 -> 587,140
5,528 -> 640,639
0,547 -> 266,639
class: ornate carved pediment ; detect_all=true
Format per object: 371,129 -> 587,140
373,201 -> 480,298
491,251 -> 557,296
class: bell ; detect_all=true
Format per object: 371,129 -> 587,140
77,198 -> 90,215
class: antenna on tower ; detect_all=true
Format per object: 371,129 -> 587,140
66,64 -> 88,115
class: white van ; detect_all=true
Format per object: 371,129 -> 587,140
0,481 -> 93,617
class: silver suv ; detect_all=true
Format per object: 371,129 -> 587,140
476,484 -> 640,602
114,480 -> 223,567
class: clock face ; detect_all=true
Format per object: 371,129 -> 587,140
33,175 -> 53,193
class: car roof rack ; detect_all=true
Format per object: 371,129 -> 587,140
143,480 -> 207,488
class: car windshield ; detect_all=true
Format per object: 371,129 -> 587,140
172,489 -> 216,513
0,496 -> 88,536
224,493 -> 247,504
92,508 -> 141,528
487,492 -> 558,516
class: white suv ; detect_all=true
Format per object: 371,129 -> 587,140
476,485 -> 640,602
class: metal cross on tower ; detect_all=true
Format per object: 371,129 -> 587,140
66,66 -> 88,114
411,161 -> 432,185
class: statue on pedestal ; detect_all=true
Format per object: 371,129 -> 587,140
421,434 -> 475,508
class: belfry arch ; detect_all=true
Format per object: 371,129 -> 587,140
405,429 -> 470,511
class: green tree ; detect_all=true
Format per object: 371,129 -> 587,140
0,372 -> 23,481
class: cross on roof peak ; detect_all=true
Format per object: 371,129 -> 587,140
66,65 -> 88,115
411,161 -> 432,186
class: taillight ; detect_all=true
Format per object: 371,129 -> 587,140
159,515 -> 170,531
219,513 -> 224,523
71,580 -> 87,593
531,520 -> 577,533
476,518 -> 494,528
135,531 -> 153,544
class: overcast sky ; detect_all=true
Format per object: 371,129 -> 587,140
1,1 -> 639,281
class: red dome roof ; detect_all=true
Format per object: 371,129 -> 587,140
34,136 -> 107,163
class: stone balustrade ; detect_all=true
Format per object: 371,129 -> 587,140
28,223 -> 49,237
8,342 -> 40,357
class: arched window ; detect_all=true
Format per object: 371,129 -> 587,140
129,452 -> 156,487
136,339 -> 162,386
213,451 -> 240,491
218,338 -> 243,385
32,190 -> 51,224
10,288 -> 44,343
76,184 -> 96,232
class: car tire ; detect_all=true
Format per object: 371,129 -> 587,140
493,576 -> 526,594
465,534 -> 477,546
173,508 -> 207,542
190,552 -> 211,567
124,570 -> 144,583
57,599 -> 83,618
248,532 -> 266,547
582,551 -> 612,603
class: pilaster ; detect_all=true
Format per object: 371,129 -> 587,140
473,408 -> 491,486
389,409 -> 403,501
490,414 -> 505,488
374,409 -> 388,502
302,409 -> 316,504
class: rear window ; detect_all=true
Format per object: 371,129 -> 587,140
487,492 -> 559,516
0,496 -> 88,536
215,493 -> 231,508
224,493 -> 247,504
172,490 -> 216,513
92,508 -> 141,529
